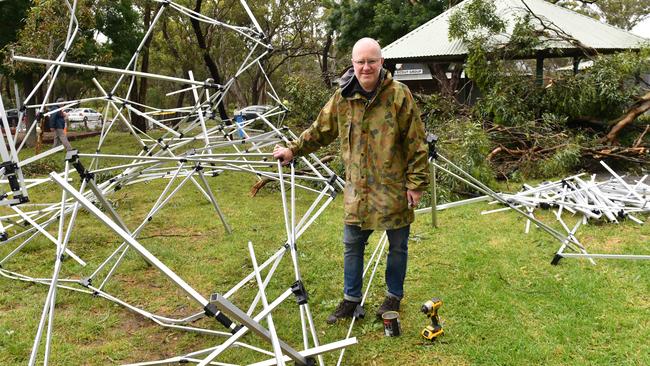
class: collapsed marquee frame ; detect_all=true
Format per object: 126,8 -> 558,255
1,1 -> 359,365
2,1 -> 648,365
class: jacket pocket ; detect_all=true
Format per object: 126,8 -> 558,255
376,177 -> 408,217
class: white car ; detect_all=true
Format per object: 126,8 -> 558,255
67,108 -> 102,123
233,105 -> 275,121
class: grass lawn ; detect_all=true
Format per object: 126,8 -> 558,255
0,132 -> 648,365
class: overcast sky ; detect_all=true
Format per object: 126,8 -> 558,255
631,17 -> 650,39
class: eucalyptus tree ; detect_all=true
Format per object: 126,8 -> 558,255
0,0 -> 31,103
329,0 -> 451,51
552,0 -> 650,30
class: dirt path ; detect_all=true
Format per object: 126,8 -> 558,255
12,130 -> 101,146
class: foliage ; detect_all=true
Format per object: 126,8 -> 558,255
507,14 -> 544,57
3,0 -> 331,108
7,0 -> 101,71
0,0 -> 30,75
331,0 -> 448,51
596,0 -> 650,30
94,0 -> 143,68
283,74 -> 334,130
3,0 -> 114,101
215,0 -> 329,105
417,93 -> 495,201
474,70 -> 541,126
447,0 -> 505,44
444,0 -> 650,179
538,140 -> 582,177
282,74 -> 343,183
542,51 -> 650,120
553,0 -> 650,30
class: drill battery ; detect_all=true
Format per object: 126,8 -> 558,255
421,324 -> 444,340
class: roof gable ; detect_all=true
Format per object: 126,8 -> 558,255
382,0 -> 649,62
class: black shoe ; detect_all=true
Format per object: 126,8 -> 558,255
376,296 -> 400,319
326,299 -> 361,324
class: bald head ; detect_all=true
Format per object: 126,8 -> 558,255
352,38 -> 382,59
351,38 -> 384,92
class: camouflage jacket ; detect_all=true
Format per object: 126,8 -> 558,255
288,69 -> 429,230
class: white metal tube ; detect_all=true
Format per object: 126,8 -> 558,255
49,173 -> 210,306
196,289 -> 295,366
250,338 -> 358,366
13,54 -> 222,89
11,207 -> 86,266
336,233 -> 389,366
248,242 -> 286,366
559,253 -> 650,260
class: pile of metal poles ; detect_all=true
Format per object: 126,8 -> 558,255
482,161 -> 649,262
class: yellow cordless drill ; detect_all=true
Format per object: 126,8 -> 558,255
420,297 -> 443,341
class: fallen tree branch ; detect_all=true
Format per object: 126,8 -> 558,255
486,146 -> 504,161
582,147 -> 648,164
250,177 -> 273,197
519,0 -> 597,56
633,124 -> 650,148
605,90 -> 650,144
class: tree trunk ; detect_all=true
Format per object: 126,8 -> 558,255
161,18 -> 189,122
251,69 -> 267,105
22,73 -> 36,147
191,0 -> 229,122
321,30 -> 333,87
230,78 -> 249,108
430,63 -> 462,97
132,1 -> 153,133
176,88 -> 186,108
175,83 -> 186,121
605,91 -> 650,144
3,77 -> 13,105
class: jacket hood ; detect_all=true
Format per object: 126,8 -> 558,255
338,67 -> 356,91
339,68 -> 391,98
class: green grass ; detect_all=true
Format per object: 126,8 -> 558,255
0,133 -> 648,365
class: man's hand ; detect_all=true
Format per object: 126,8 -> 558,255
273,144 -> 294,166
406,190 -> 423,208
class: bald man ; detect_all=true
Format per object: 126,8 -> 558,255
274,38 -> 429,324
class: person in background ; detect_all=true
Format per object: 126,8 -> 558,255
51,97 -> 72,151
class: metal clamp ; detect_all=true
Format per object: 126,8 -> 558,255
290,280 -> 309,305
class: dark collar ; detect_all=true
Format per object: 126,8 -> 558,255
350,79 -> 376,100
340,68 -> 386,100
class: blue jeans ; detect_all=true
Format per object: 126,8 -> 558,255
342,224 -> 410,302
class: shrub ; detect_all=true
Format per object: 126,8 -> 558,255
282,75 -> 333,130
417,93 -> 496,203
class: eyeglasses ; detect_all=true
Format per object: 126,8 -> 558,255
352,58 -> 382,66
